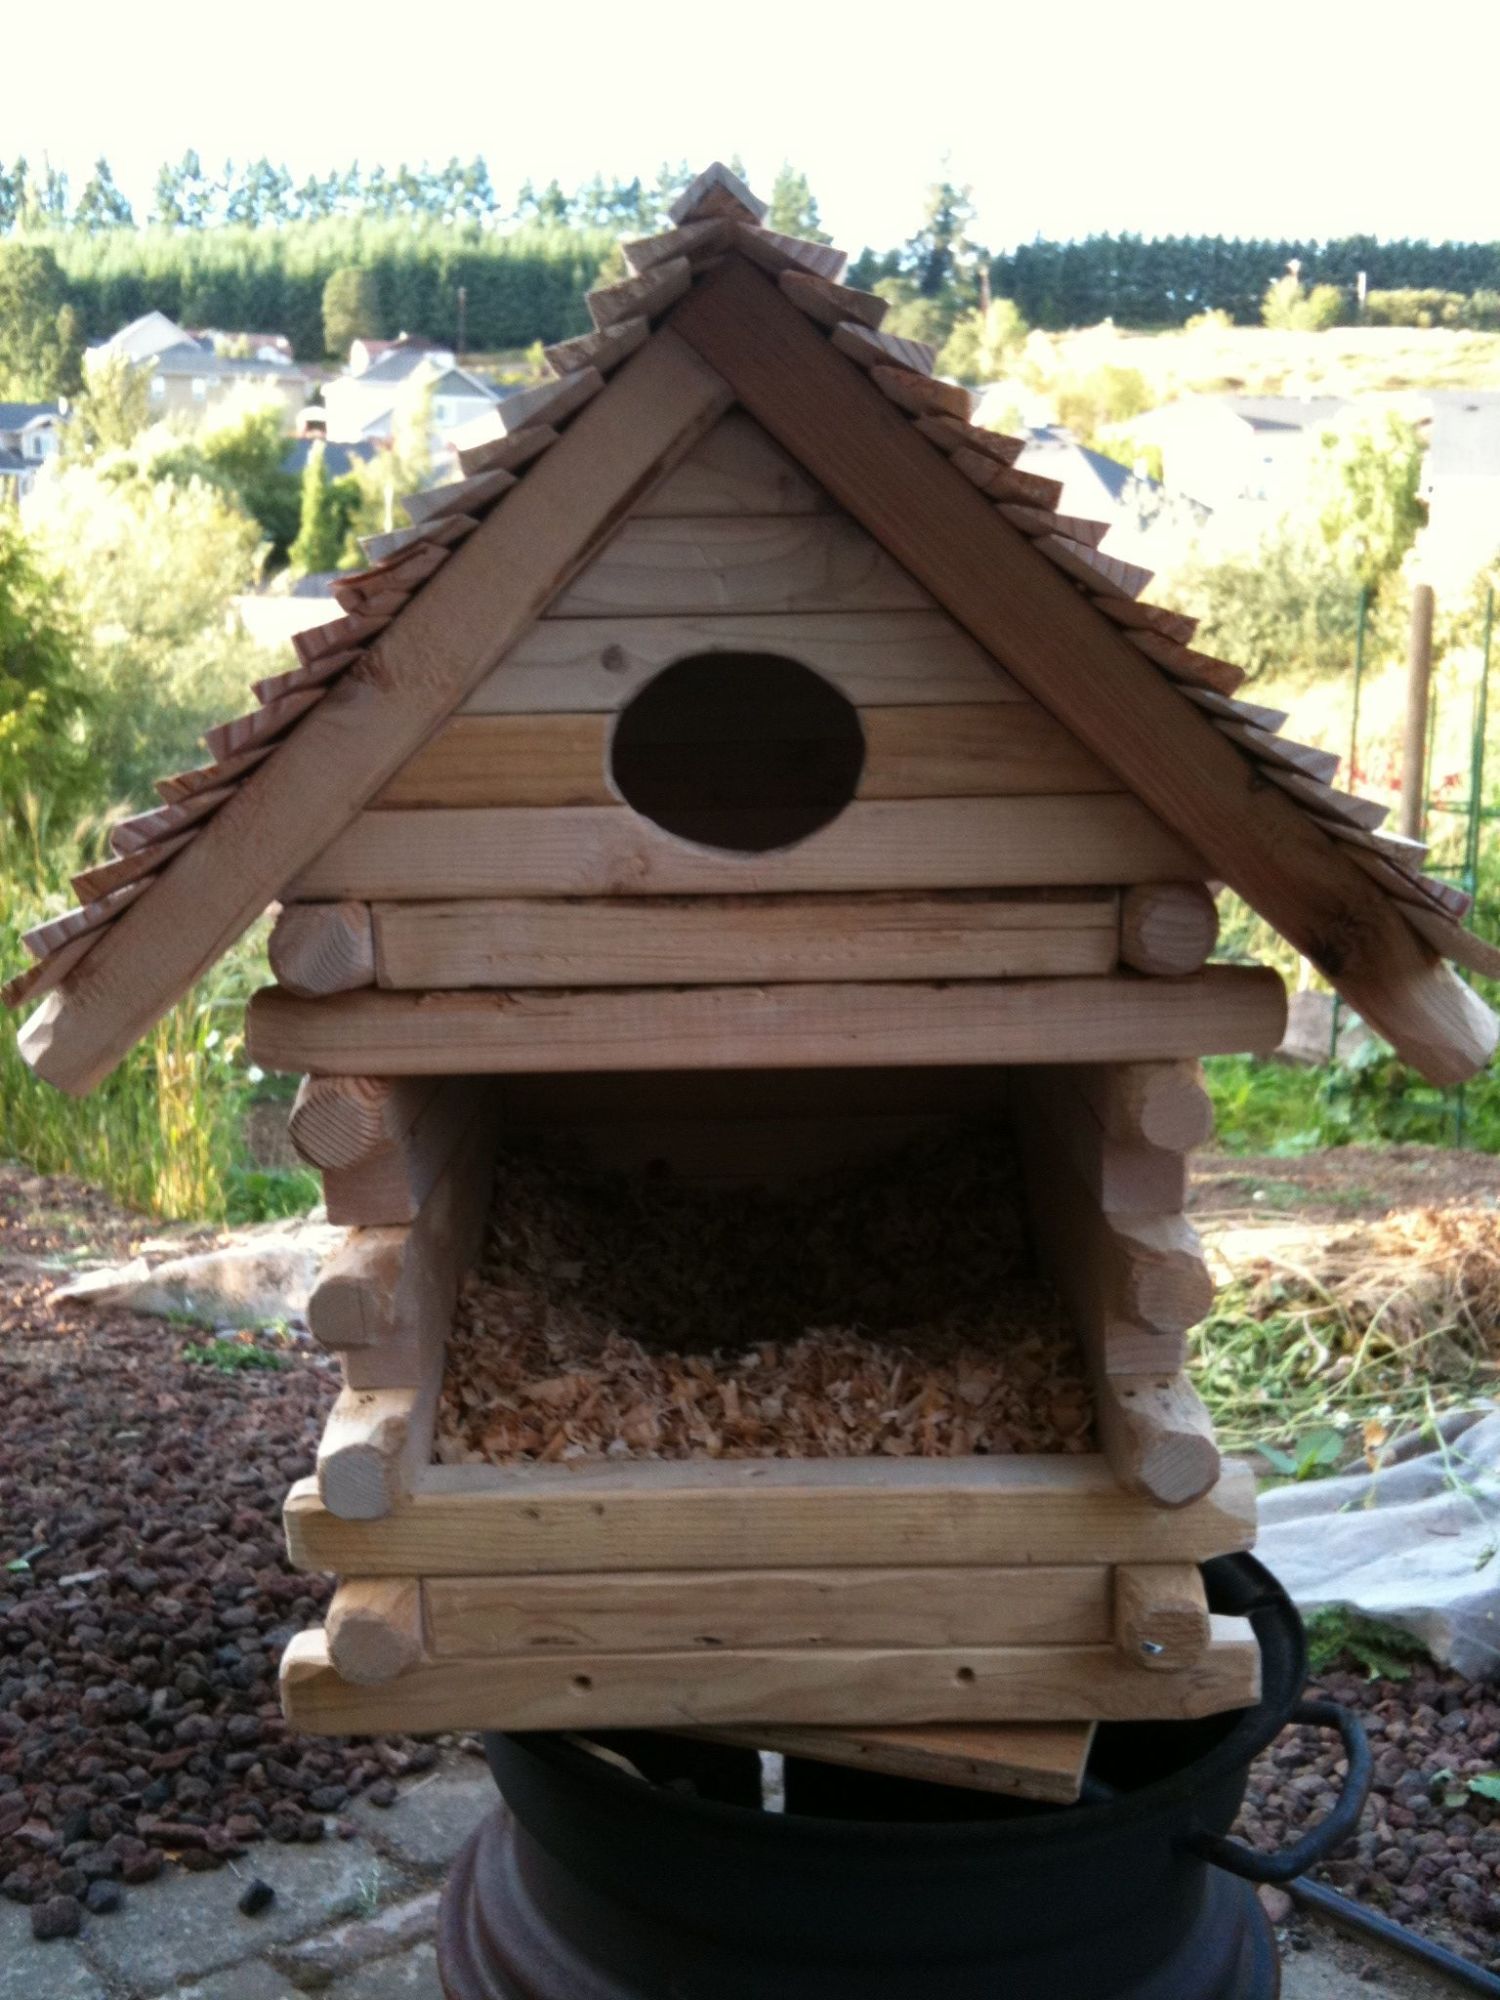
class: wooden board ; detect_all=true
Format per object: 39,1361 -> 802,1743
690,1720 -> 1096,1804
549,515 -> 932,617
665,254 -> 1496,1085
370,705 -> 1118,809
248,968 -> 1289,1078
20,329 -> 736,1095
369,893 -> 1119,989
423,1566 -> 1114,1656
461,611 -> 1029,713
634,412 -> 831,516
284,1457 -> 1257,1577
281,1617 -> 1260,1732
292,796 -> 1203,901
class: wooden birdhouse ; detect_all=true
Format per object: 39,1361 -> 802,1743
11,161 -> 1499,1766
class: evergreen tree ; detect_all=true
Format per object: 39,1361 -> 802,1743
0,515 -> 92,828
74,158 -> 135,232
153,150 -> 214,228
19,161 -> 70,230
767,163 -> 830,244
904,176 -> 981,300
288,441 -> 355,574
0,244 -> 82,397
322,266 -> 383,358
0,161 -> 24,233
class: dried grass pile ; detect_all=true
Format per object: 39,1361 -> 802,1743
1233,1205 -> 1500,1355
436,1126 -> 1093,1466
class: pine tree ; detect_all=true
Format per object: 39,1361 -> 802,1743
74,158 -> 135,232
288,442 -> 354,575
0,243 -> 82,397
767,164 -> 830,244
322,266 -> 382,358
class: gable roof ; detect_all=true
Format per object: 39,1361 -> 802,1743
8,164 -> 1497,1093
0,401 -> 61,432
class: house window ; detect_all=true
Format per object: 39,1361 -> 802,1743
191,378 -> 208,401
150,376 -> 166,401
433,400 -> 454,427
609,652 -> 865,854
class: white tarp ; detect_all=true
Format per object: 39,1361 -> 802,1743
1256,1407 -> 1500,1680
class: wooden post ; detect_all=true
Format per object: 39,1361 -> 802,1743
1400,583 -> 1435,843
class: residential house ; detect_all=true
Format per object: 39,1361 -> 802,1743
322,337 -> 501,463
1105,395 -> 1347,525
1418,392 -> 1500,592
1012,425 -> 1211,574
0,402 -> 65,501
86,311 -> 309,423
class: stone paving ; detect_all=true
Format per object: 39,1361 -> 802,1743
0,1759 -> 489,1998
0,1752 -> 1481,1998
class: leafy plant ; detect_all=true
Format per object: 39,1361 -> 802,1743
182,1336 -> 289,1372
1304,1607 -> 1429,1680
1254,1426 -> 1346,1481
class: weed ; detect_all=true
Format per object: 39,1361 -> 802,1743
181,1336 -> 290,1373
1305,1606 -> 1430,1680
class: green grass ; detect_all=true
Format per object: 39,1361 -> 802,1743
1,817 -> 317,1225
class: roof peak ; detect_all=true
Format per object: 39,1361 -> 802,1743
669,160 -> 768,229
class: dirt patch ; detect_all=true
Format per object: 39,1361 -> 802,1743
1192,1144 -> 1500,1226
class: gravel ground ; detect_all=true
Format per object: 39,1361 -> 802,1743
0,1166 -> 437,1946
1246,1661 -> 1500,1973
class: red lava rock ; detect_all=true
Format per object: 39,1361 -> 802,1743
0,1168 -> 424,1925
30,1893 -> 82,1940
1246,1657 -> 1500,1971
238,1876 -> 275,1917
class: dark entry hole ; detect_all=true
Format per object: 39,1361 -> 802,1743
608,651 -> 865,853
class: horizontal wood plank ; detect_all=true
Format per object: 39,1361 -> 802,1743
284,1457 -> 1257,1576
369,892 -> 1119,989
691,1719 -> 1095,1803
424,1565 -> 1113,1656
371,705 -> 1117,809
461,611 -> 1028,713
292,797 -> 1202,900
248,968 -> 1288,1076
549,515 -> 932,617
281,1617 -> 1260,1731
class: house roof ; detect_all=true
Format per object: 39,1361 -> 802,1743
353,347 -> 451,388
281,439 -> 378,480
0,402 -> 61,432
8,162 -> 1497,1092
1224,395 -> 1347,435
1425,393 -> 1500,482
0,449 -> 30,477
88,310 -> 196,366
149,343 -> 305,381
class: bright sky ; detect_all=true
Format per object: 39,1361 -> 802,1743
16,0 -> 1500,250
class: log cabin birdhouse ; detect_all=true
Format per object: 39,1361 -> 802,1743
10,161 -> 1500,1758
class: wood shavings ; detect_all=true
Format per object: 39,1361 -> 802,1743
436,1126 -> 1094,1465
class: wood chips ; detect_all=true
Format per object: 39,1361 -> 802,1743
436,1126 -> 1095,1466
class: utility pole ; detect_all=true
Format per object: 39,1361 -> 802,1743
1399,582 -> 1436,842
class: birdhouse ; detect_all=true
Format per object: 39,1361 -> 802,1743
10,161 -> 1497,1767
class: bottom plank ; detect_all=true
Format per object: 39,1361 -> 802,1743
687,1719 -> 1097,1804
280,1618 -> 1259,1734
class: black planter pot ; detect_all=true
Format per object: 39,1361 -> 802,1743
438,1556 -> 1370,2000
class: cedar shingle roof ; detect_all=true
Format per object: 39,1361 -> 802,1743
7,164 -> 1498,1087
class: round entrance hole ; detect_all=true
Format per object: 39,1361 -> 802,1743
608,652 -> 865,853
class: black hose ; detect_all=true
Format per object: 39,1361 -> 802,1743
1287,1875 -> 1500,1997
